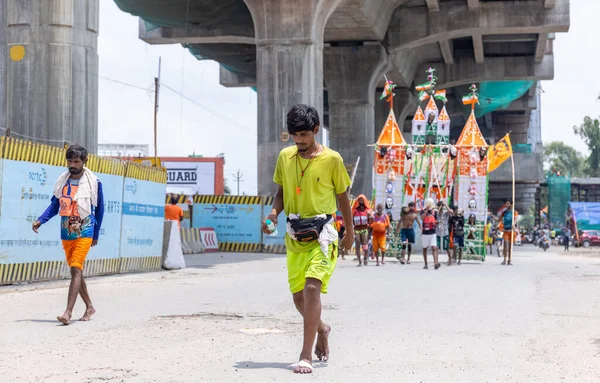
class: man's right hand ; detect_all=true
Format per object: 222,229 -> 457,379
262,213 -> 278,234
32,221 -> 41,233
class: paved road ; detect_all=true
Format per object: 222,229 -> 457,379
0,246 -> 599,382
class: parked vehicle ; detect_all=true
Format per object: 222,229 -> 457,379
540,237 -> 550,251
580,230 -> 600,248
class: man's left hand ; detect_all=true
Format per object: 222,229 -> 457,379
341,230 -> 354,251
92,240 -> 98,247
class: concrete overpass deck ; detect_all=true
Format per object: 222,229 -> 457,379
111,0 -> 569,211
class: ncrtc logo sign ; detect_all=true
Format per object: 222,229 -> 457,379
28,168 -> 47,186
125,180 -> 137,194
167,169 -> 197,185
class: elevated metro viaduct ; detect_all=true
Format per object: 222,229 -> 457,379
0,0 -> 570,214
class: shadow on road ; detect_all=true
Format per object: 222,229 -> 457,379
233,361 -> 326,371
15,319 -> 70,325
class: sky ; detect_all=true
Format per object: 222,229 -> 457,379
99,0 -> 598,195
98,1 -> 258,195
540,0 -> 600,154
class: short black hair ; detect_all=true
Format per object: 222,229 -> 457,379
66,145 -> 88,162
408,202 -> 415,207
170,196 -> 179,205
286,104 -> 320,135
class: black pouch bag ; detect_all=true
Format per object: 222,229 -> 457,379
288,215 -> 332,243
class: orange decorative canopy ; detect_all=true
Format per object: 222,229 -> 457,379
457,110 -> 487,147
413,106 -> 425,122
424,97 -> 438,114
438,106 -> 450,122
377,109 -> 405,146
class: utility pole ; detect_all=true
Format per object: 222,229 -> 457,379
153,57 -> 162,165
233,170 -> 244,195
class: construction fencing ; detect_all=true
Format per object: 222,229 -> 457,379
0,138 -> 167,285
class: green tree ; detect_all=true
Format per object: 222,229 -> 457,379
543,141 -> 586,177
224,179 -> 232,195
573,116 -> 600,177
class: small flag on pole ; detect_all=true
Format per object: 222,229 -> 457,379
488,134 -> 513,172
433,90 -> 447,104
462,84 -> 479,106
380,79 -> 396,100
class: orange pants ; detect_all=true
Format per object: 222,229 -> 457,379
372,235 -> 386,253
62,238 -> 93,270
503,230 -> 515,242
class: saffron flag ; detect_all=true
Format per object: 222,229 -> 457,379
462,93 -> 479,106
488,134 -> 513,172
433,90 -> 447,104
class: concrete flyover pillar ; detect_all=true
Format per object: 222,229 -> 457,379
0,0 -> 99,151
244,0 -> 343,195
324,43 -> 388,196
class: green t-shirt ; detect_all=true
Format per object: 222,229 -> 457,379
273,145 -> 351,253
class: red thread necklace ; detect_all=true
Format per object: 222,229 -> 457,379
295,145 -> 321,195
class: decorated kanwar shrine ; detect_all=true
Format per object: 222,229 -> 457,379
374,70 -> 490,260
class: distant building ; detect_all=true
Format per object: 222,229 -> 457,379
98,143 -> 149,158
161,157 -> 225,195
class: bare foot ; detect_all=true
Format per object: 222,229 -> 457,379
315,324 -> 331,362
57,312 -> 71,325
79,307 -> 96,321
293,359 -> 313,374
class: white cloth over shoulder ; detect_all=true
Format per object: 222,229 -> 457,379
53,167 -> 99,219
286,214 -> 338,256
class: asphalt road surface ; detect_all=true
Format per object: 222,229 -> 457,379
0,246 -> 599,382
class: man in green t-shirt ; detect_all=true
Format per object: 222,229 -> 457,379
262,104 -> 354,375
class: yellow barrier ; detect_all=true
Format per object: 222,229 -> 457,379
0,257 -> 162,285
124,161 -> 167,183
0,136 -> 166,285
193,195 -> 262,205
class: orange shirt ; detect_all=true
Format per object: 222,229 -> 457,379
371,213 -> 390,237
165,204 -> 183,228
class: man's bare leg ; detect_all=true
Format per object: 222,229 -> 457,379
381,251 -> 386,265
502,240 -> 508,265
375,249 -> 380,266
355,238 -> 363,266
458,247 -> 463,264
433,247 -> 440,269
293,291 -> 330,363
57,267 -> 82,325
291,278 -> 325,374
78,278 -> 96,321
447,248 -> 453,266
407,245 -> 412,264
423,248 -> 428,269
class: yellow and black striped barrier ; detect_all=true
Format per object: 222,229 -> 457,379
219,243 -> 261,253
124,161 -> 167,183
180,228 -> 206,254
0,256 -> 161,285
193,195 -> 262,205
263,244 -> 286,254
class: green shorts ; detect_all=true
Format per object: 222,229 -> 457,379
437,235 -> 449,250
287,242 -> 338,294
